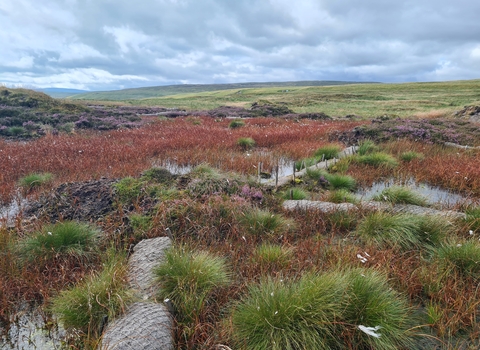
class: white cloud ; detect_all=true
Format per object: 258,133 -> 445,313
103,26 -> 153,54
1,0 -> 480,90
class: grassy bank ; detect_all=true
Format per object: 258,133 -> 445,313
126,80 -> 480,118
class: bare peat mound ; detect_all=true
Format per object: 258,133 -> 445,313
24,178 -> 116,222
203,101 -> 332,120
332,115 -> 480,146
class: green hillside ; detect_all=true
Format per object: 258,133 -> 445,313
128,79 -> 480,118
69,81 -> 367,101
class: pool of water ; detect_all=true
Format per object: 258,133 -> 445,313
0,304 -> 64,349
356,178 -> 474,209
159,160 -> 193,175
0,194 -> 28,227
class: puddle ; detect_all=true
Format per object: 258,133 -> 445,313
154,160 -> 193,175
356,178 -> 474,209
0,305 -> 64,349
0,194 -> 28,227
155,155 -> 296,180
259,157 -> 295,183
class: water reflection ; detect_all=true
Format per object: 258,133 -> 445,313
357,178 -> 475,209
0,304 -> 64,349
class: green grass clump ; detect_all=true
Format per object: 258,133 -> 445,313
326,189 -> 359,204
17,221 -> 100,265
154,246 -> 230,323
190,163 -> 221,178
229,119 -> 245,128
342,269 -> 414,349
400,151 -> 424,162
140,167 -> 175,184
230,269 -> 415,349
329,156 -> 352,173
237,137 -> 256,150
465,206 -> 480,233
8,126 -> 26,136
282,187 -> 309,200
356,212 -> 450,250
314,144 -> 342,160
252,243 -> 294,268
414,215 -> 451,246
18,172 -> 53,191
305,167 -> 328,180
239,208 -> 296,236
231,273 -> 345,350
324,210 -> 360,231
50,252 -> 131,338
372,186 -> 428,206
432,240 -> 480,278
357,139 -> 379,155
113,177 -> 144,203
187,177 -> 240,198
304,168 -> 356,191
356,152 -> 399,168
324,173 -> 356,191
129,213 -> 152,238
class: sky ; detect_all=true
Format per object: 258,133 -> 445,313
1,0 -> 480,91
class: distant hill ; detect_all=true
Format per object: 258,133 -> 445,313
69,81 -> 374,101
39,88 -> 89,99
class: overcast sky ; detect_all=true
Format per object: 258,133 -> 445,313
1,0 -> 480,91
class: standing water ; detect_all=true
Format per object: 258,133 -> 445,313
356,178 -> 474,209
0,304 -> 64,349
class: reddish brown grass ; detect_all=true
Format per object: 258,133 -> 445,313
350,139 -> 480,198
0,117 -> 364,204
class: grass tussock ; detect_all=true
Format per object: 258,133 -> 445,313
282,187 -> 309,200
237,137 -> 256,150
314,144 -> 342,160
355,152 -> 399,168
356,212 -> 451,250
17,221 -> 100,266
50,251 -> 132,339
18,172 -> 53,192
342,269 -> 415,350
251,243 -> 294,269
229,119 -> 245,128
325,189 -> 360,204
357,139 -> 379,155
465,206 -> 480,233
432,240 -> 480,278
231,273 -> 345,350
372,186 -> 429,206
400,151 -> 425,162
154,246 -> 230,323
230,269 -> 414,350
239,208 -> 296,236
325,173 -> 357,191
304,168 -> 356,191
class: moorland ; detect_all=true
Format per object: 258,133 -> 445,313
1,80 -> 480,349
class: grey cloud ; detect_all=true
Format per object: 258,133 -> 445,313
1,0 -> 480,90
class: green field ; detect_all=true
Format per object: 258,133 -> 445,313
130,80 -> 480,118
69,80 -> 365,101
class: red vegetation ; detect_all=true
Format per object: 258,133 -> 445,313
0,117 -> 364,203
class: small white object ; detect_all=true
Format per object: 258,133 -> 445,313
358,325 -> 382,338
357,254 -> 368,263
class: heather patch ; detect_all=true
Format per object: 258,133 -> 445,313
336,117 -> 480,146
